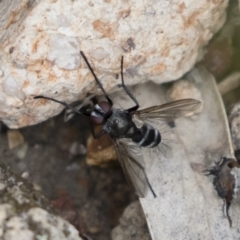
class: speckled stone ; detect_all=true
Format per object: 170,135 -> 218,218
230,104 -> 240,150
0,0 -> 228,128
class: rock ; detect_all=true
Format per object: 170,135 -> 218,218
69,141 -> 87,156
203,39 -> 232,78
111,201 -> 151,240
7,130 -> 25,149
0,160 -> 83,240
16,143 -> 28,159
86,133 -> 117,166
230,103 -> 240,150
168,79 -> 201,99
0,0 -> 228,128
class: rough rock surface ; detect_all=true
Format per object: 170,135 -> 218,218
0,0 -> 228,128
0,160 -> 82,240
111,201 -> 151,240
230,104 -> 240,150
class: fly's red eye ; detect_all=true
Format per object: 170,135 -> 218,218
90,115 -> 104,125
90,101 -> 112,125
98,101 -> 111,114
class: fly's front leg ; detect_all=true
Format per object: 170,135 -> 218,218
119,56 -> 139,112
34,96 -> 90,116
89,123 -> 106,139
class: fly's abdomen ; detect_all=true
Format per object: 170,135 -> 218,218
133,124 -> 161,148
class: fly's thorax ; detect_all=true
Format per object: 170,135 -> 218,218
103,109 -> 137,138
132,124 -> 161,148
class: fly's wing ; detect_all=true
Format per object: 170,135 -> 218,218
132,98 -> 202,123
114,139 -> 150,198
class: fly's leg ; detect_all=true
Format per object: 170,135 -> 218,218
34,96 -> 90,116
225,201 -> 232,227
119,56 -> 139,112
129,156 -> 157,198
144,171 -> 157,198
80,233 -> 93,240
35,90 -> 106,139
90,123 -> 106,139
80,51 -> 113,106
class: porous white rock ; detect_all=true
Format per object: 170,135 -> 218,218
0,0 -> 228,127
111,201 -> 151,240
0,205 -> 82,240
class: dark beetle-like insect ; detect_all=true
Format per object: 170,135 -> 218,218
207,157 -> 240,227
35,51 -> 202,198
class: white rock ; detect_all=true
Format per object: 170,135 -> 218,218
230,104 -> 240,150
27,208 -> 82,240
0,205 -> 82,240
0,0 -> 228,128
112,201 -> 151,240
5,216 -> 34,240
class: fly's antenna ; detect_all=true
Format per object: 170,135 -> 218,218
80,51 -> 113,106
34,96 -> 89,116
118,56 -> 139,112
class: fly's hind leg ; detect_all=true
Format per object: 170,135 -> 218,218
225,201 -> 232,227
129,156 -> 157,198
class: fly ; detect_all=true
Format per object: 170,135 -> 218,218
35,51 -> 202,198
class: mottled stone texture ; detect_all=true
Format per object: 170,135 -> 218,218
111,201 -> 151,240
230,104 -> 240,150
0,0 -> 228,127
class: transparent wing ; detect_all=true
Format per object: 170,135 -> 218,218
114,138 -> 154,198
132,98 -> 202,122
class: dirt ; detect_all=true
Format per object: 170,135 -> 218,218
0,112 -> 137,240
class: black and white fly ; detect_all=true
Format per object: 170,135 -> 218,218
35,51 -> 202,198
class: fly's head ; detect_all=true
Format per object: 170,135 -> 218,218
208,157 -> 240,227
90,101 -> 112,125
103,109 -> 135,138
